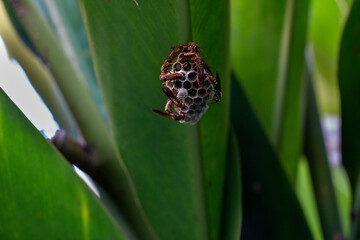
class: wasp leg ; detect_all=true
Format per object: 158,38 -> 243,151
161,86 -> 184,108
160,72 -> 185,82
152,109 -> 184,121
208,72 -> 221,88
165,99 -> 173,112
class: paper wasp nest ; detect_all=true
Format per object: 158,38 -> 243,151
165,59 -> 215,125
152,42 -> 221,125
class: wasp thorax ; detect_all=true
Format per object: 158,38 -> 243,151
154,42 -> 221,124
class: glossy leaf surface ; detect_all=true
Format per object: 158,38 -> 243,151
78,0 -> 231,238
0,89 -> 128,239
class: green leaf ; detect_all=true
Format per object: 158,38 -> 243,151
338,0 -> 360,193
221,129 -> 241,240
332,166 -> 351,236
296,158 -> 323,240
0,89 -> 128,239
190,1 -> 230,238
272,0 -> 309,182
231,0 -> 309,183
310,0 -> 345,114
303,71 -> 343,239
79,1 -> 223,238
230,0 -> 286,135
231,74 -> 313,239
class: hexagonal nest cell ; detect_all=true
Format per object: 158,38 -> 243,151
153,42 -> 222,125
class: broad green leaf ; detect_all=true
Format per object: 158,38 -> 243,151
304,73 -> 343,239
231,0 -> 308,183
231,75 -> 313,239
338,0 -> 360,193
221,129 -> 241,240
231,0 -> 286,135
190,0 -> 230,238
79,1 -> 214,239
3,1 -> 155,238
272,0 -> 309,182
0,89 -> 128,239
